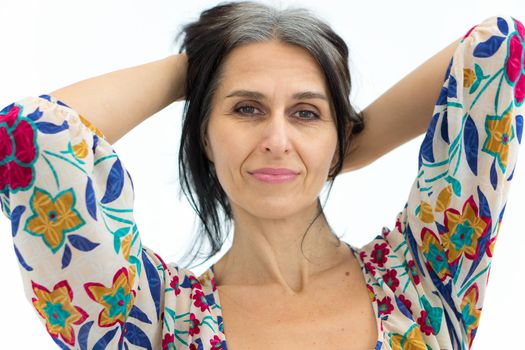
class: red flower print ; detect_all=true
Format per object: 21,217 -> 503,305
359,251 -> 367,260
382,269 -> 400,292
189,275 -> 203,290
189,344 -> 198,350
407,260 -> 421,285
211,277 -> 217,292
377,296 -> 394,316
84,268 -> 136,328
188,313 -> 201,336
210,335 -> 223,349
170,275 -> 181,296
417,310 -> 435,336
364,262 -> 376,275
162,333 -> 175,350
0,103 -> 37,193
395,216 -> 403,233
505,18 -> 525,105
370,243 -> 390,267
442,196 -> 490,264
31,280 -> 88,346
192,289 -> 210,312
398,294 -> 412,314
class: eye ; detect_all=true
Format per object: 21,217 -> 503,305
234,104 -> 262,116
294,110 -> 320,120
233,103 -> 320,120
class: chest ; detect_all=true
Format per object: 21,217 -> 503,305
216,272 -> 379,349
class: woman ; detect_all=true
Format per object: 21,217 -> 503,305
0,1 -> 523,349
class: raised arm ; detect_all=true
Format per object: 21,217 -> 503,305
49,53 -> 188,145
342,36 -> 463,173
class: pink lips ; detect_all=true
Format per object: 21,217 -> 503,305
249,168 -> 299,184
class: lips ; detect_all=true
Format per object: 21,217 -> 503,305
249,168 -> 299,184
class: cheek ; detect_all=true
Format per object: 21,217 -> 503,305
207,127 -> 251,190
304,134 -> 338,178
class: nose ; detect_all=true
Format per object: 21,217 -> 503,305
259,114 -> 291,155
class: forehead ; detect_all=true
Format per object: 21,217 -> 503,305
217,41 -> 329,95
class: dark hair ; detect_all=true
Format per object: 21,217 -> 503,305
174,0 -> 365,270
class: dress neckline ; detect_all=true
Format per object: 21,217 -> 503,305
205,241 -> 384,349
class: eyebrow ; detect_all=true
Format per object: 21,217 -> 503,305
225,89 -> 328,101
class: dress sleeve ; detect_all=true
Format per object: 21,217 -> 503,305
393,15 -> 524,347
0,95 -> 169,349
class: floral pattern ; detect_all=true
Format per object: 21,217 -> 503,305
31,280 -> 88,346
0,15 -> 523,350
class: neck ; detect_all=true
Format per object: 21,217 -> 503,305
212,201 -> 351,295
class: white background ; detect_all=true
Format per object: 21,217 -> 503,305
0,0 -> 524,349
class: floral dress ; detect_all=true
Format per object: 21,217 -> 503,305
0,14 -> 524,350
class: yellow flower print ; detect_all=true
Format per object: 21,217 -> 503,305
72,139 -> 89,159
31,280 -> 88,346
461,283 -> 481,348
84,267 -> 136,327
391,324 -> 427,350
482,104 -> 515,172
78,114 -> 106,140
25,187 -> 85,253
441,196 -> 490,264
420,227 -> 452,281
463,68 -> 476,88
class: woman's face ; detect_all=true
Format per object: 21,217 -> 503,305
205,40 -> 338,219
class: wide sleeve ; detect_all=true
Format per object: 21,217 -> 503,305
391,15 -> 523,348
0,95 -> 170,349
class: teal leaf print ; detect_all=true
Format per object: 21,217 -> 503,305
14,245 -> 33,271
469,64 -> 488,95
445,176 -> 462,196
10,205 -> 25,237
473,35 -> 505,58
112,227 -> 129,254
79,321 -> 94,350
61,243 -> 72,269
464,115 -> 479,175
86,177 -> 97,220
101,158 -> 124,204
68,234 -> 100,252
93,327 -> 119,350
124,322 -> 153,350
490,158 -> 498,190
422,296 -> 443,334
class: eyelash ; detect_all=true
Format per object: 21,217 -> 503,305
234,104 -> 320,120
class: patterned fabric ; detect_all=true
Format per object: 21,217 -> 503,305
0,15 -> 523,350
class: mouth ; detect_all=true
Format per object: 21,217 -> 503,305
248,168 -> 300,184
